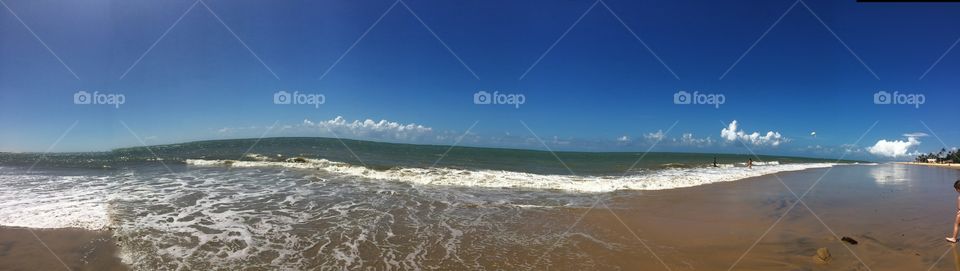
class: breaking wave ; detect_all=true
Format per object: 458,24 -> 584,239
186,156 -> 838,193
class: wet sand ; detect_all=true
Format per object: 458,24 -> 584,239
0,227 -> 126,271
531,163 -> 960,270
2,163 -> 959,270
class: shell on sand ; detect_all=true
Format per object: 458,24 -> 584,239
813,247 -> 831,264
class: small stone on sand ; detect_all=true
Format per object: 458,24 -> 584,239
841,236 -> 858,245
813,247 -> 831,264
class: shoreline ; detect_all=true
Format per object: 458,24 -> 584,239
3,163 -> 959,269
0,226 -> 127,271
898,162 -> 960,169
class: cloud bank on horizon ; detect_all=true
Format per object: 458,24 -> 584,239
302,116 -> 433,141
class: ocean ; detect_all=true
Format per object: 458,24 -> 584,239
0,137 -> 860,269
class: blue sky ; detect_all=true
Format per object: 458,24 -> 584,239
1,0 -> 958,161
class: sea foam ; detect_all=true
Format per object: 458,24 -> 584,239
0,174 -> 111,230
185,157 -> 838,193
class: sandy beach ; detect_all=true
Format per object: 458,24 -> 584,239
0,227 -> 126,271
2,163 -> 959,269
540,163 -> 960,270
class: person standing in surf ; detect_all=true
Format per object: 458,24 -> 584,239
947,180 -> 960,243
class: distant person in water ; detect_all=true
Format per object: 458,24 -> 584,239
713,157 -> 718,167
747,158 -> 753,169
947,180 -> 960,243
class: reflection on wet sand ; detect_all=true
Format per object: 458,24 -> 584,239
953,245 -> 959,271
869,163 -> 912,186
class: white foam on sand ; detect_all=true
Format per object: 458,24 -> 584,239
185,157 -> 838,193
0,175 -> 111,230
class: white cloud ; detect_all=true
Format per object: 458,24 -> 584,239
867,135 -> 921,158
303,116 -> 433,141
720,120 -> 788,147
902,132 -> 928,138
216,125 -> 261,135
800,144 -> 863,155
644,130 -> 666,142
617,135 -> 630,142
553,136 -> 572,145
676,133 -> 714,147
841,144 -> 862,153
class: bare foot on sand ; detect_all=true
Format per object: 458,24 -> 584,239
946,237 -> 957,243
